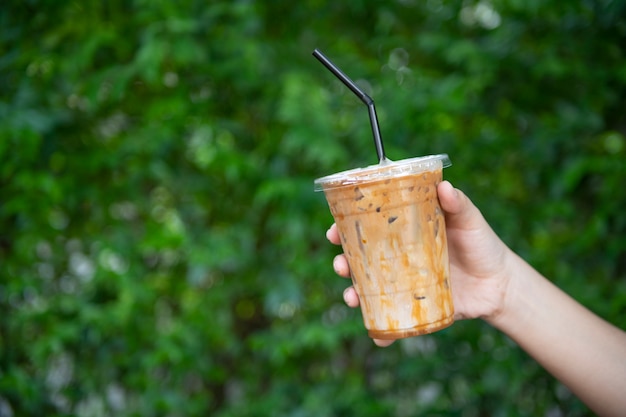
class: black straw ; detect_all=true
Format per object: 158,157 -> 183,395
312,49 -> 387,163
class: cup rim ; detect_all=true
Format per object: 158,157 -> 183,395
314,154 -> 451,192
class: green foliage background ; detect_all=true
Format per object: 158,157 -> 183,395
2,1 -> 626,416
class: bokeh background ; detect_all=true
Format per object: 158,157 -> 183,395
2,1 -> 626,416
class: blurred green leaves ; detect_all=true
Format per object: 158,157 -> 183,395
1,1 -> 625,416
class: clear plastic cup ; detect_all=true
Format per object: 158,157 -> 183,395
315,154 -> 454,339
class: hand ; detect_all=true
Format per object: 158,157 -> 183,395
327,180 -> 514,345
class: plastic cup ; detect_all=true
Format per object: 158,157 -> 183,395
315,154 -> 454,339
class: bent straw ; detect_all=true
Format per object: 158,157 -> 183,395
312,49 -> 387,163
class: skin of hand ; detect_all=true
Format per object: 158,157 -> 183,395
326,180 -> 515,345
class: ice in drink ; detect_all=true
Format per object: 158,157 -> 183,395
315,154 -> 454,339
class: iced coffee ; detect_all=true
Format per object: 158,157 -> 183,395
315,154 -> 454,339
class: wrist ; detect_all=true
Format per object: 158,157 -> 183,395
483,248 -> 532,332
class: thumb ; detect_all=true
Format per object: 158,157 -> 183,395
437,181 -> 485,231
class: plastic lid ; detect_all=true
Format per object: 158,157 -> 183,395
314,154 -> 451,191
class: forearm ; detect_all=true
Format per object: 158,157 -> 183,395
488,251 -> 626,417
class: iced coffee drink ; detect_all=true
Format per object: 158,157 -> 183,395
315,154 -> 454,339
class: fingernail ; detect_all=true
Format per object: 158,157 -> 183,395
332,255 -> 339,272
343,287 -> 350,299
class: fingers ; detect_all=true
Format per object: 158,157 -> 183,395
326,223 -> 341,245
342,286 -> 360,308
328,224 -> 351,278
373,339 -> 396,347
333,254 -> 350,278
